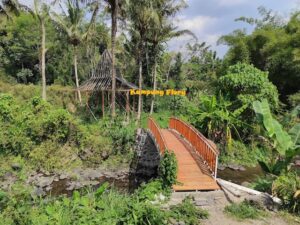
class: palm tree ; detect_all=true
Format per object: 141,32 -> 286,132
104,0 -> 118,118
32,0 -> 49,100
127,0 -> 160,123
149,21 -> 195,114
147,0 -> 195,114
52,0 -> 99,103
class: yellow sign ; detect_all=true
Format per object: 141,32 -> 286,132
130,89 -> 186,96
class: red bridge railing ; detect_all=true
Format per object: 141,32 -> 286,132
148,117 -> 167,154
169,117 -> 219,178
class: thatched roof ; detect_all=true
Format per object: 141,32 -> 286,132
79,50 -> 138,92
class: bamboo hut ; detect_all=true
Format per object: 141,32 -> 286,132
79,49 -> 138,118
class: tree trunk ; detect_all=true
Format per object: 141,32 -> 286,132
150,58 -> 157,114
74,47 -> 82,103
40,19 -> 46,100
137,56 -> 143,123
111,0 -> 118,118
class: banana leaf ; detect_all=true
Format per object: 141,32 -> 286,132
289,123 -> 300,146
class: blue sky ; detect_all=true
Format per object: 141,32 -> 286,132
169,0 -> 300,57
20,0 -> 300,57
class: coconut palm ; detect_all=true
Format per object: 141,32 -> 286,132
104,0 -> 119,117
31,0 -> 49,100
52,0 -> 99,103
127,0 -> 160,122
147,0 -> 195,114
148,22 -> 195,114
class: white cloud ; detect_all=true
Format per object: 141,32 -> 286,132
218,0 -> 248,6
167,15 -> 221,55
177,15 -> 217,33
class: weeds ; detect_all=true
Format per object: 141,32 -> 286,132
224,200 -> 267,220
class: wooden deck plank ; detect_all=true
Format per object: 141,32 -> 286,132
161,129 -> 220,191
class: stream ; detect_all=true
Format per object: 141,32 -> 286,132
217,165 -> 266,185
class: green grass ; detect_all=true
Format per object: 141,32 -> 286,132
0,181 -> 208,225
224,200 -> 268,220
170,197 -> 209,225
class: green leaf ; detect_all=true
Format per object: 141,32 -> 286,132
289,123 -> 300,146
95,182 -> 109,199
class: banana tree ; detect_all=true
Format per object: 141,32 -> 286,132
189,94 -> 245,148
253,99 -> 300,175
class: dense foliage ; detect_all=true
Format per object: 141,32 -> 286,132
0,0 -> 299,222
158,149 -> 178,188
220,7 -> 300,100
0,181 -> 208,225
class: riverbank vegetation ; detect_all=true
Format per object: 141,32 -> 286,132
0,0 -> 299,223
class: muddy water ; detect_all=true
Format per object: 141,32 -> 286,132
217,165 -> 266,185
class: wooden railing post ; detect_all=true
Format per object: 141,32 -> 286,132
148,117 -> 167,154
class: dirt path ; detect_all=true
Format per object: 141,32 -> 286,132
167,191 -> 297,225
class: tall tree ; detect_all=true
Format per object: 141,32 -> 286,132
148,20 -> 194,114
127,0 -> 160,122
32,0 -> 49,100
52,0 -> 99,103
105,0 -> 118,118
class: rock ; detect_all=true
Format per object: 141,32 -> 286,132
66,181 -> 83,191
11,163 -> 22,171
101,151 -> 109,160
88,169 -> 101,180
228,164 -> 239,171
238,166 -> 246,171
295,160 -> 300,167
36,176 -> 54,187
45,186 -> 52,191
241,182 -> 250,187
218,164 -> 226,171
53,177 -> 59,182
194,199 -> 210,206
59,173 -> 68,180
169,218 -> 178,225
178,221 -> 185,225
32,187 -> 45,197
245,193 -> 277,211
44,171 -> 50,176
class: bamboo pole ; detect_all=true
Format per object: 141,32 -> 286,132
102,90 -> 105,118
126,91 -> 130,122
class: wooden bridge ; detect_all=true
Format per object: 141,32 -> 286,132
148,117 -> 220,191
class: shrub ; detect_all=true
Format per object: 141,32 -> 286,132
219,63 -> 279,117
170,197 -> 209,225
159,150 -> 178,189
224,200 -> 267,220
29,140 -> 82,171
250,176 -> 274,193
136,180 -> 164,201
219,140 -> 269,167
272,172 -> 300,213
100,117 -> 136,154
288,92 -> 300,107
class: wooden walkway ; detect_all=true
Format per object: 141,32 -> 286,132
161,129 -> 220,191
